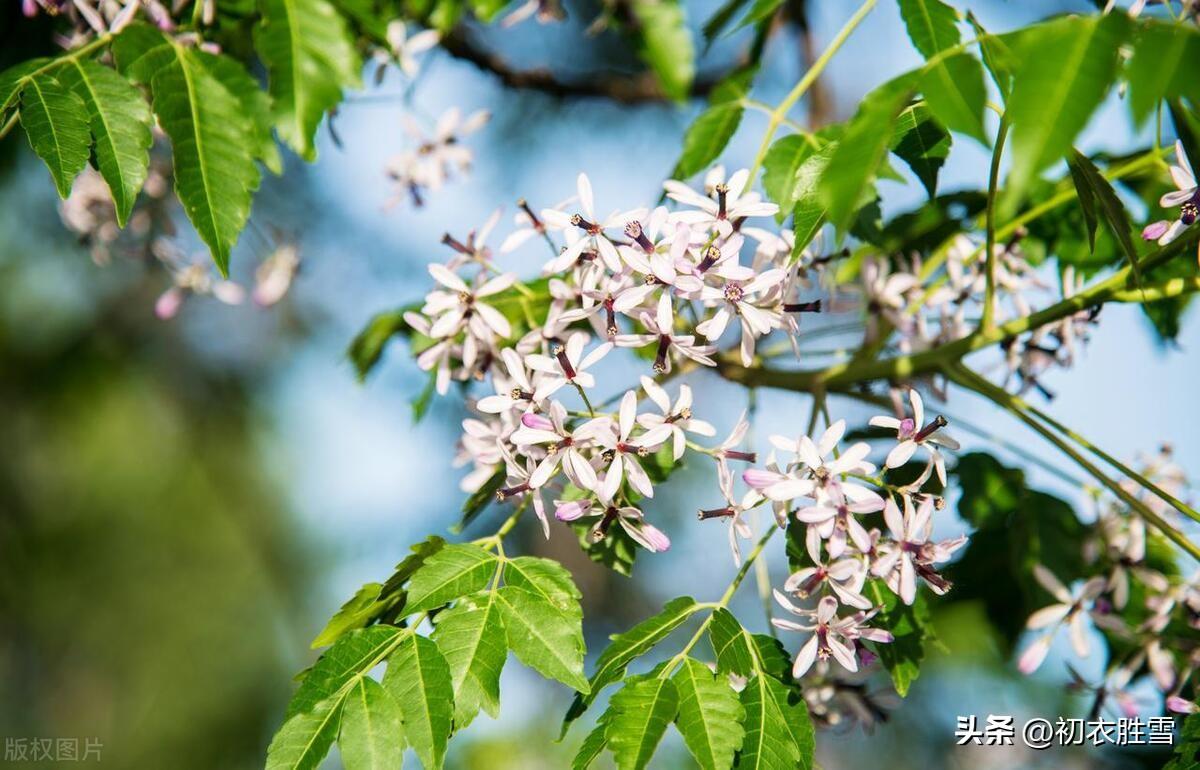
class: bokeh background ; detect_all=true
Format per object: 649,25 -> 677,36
1,0 -> 1197,768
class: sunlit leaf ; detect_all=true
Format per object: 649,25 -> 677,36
672,658 -> 746,770
338,677 -> 405,770
404,544 -> 499,615
604,676 -> 679,770
431,590 -> 507,728
266,696 -> 342,770
496,585 -> 590,692
630,0 -> 694,102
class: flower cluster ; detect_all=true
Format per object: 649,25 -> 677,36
385,108 -> 491,208
1017,445 -> 1199,717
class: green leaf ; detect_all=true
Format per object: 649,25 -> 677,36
735,675 -> 801,770
1066,154 -> 1100,252
672,103 -> 744,179
114,25 -> 261,275
338,677 -> 405,770
604,676 -> 679,770
630,0 -> 694,102
563,596 -> 700,732
55,60 -> 153,226
702,0 -> 752,44
381,535 -> 447,598
431,591 -> 507,728
311,582 -> 394,649
404,543 -> 499,615
496,585 -> 590,692
790,145 -> 834,258
734,0 -> 784,31
573,517 -> 639,577
256,0 -> 362,160
897,0 -> 960,58
762,133 -> 820,221
267,696 -> 343,770
20,73 -> 91,199
819,73 -> 916,233
1127,21 -> 1200,127
195,50 -> 283,175
0,59 -> 51,116
707,608 -> 756,677
1066,149 -> 1143,287
920,52 -> 988,145
965,11 -> 1015,98
1002,13 -> 1130,217
1164,712 -> 1200,770
767,679 -> 814,770
867,581 -> 934,697
572,718 -> 610,770
347,310 -> 408,380
287,626 -> 404,718
672,658 -> 746,770
890,102 -> 951,198
503,556 -> 583,618
382,634 -> 454,770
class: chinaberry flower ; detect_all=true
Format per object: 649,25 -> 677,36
477,348 -> 543,414
1017,565 -> 1108,674
871,497 -> 965,605
385,108 -> 489,207
695,266 -> 786,366
593,391 -> 673,500
509,401 -> 604,491
155,261 -> 245,320
1143,141 -> 1198,246
542,173 -> 644,274
796,486 -> 885,561
869,388 -> 959,485
698,469 -> 760,566
637,376 -> 716,460
500,197 -> 564,254
614,293 -> 717,373
525,331 -> 612,401
773,595 -> 892,677
377,21 -> 439,78
423,264 -> 516,340
783,556 -> 872,610
664,167 -> 779,237
492,444 -> 551,537
253,245 -> 300,307
555,498 -> 670,552
440,209 -> 501,271
712,411 -> 755,492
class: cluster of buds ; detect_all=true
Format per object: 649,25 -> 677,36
1018,445 -> 1199,717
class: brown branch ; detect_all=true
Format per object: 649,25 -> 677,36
437,26 -> 723,104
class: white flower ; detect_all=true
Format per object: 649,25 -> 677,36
493,444 -> 550,538
542,173 -> 645,273
501,0 -> 566,26
252,245 -> 300,307
592,391 -> 673,500
422,264 -> 516,341
869,388 -> 959,485
871,496 -> 965,604
555,498 -> 670,552
525,331 -> 612,401
500,197 -> 566,254
380,21 -> 439,77
614,293 -> 717,373
783,556 -> 872,610
509,401 -> 605,491
664,167 -> 779,237
772,595 -> 892,678
1016,565 -> 1107,675
695,266 -> 786,366
697,468 -> 760,566
1142,141 -> 1198,246
385,108 -> 490,206
155,259 -> 244,320
477,348 -> 543,414
636,376 -> 716,460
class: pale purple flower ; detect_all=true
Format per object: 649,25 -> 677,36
542,173 -> 644,273
784,556 -> 872,610
1143,141 -> 1198,245
697,468 -> 760,565
252,245 -> 300,307
1016,565 -> 1108,675
636,376 -> 716,460
614,293 -> 717,373
773,595 -> 892,677
509,401 -> 605,491
593,391 -> 673,500
695,267 -> 785,366
871,497 -> 965,605
869,388 -> 959,485
664,167 -> 779,237
155,262 -> 245,320
525,331 -> 612,401
422,264 -> 516,340
494,444 -> 550,538
712,411 -> 756,492
556,499 -> 670,552
477,348 -> 543,414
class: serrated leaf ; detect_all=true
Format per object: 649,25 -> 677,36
503,556 -> 582,618
1067,149 -> 1145,295
630,0 -> 694,102
431,591 -> 506,728
496,585 -> 589,692
897,0 -> 960,58
312,582 -> 390,649
256,0 -> 362,160
768,679 -> 814,770
383,634 -> 454,770
1002,13 -> 1130,217
572,718 -> 610,770
404,544 -> 499,615
56,60 -> 153,226
920,52 -> 988,146
114,25 -> 260,275
563,596 -> 700,732
267,696 -> 343,770
1164,712 -> 1200,770
708,608 -> 756,677
287,626 -> 404,719
381,535 -> 447,598
195,50 -> 283,175
790,145 -> 834,258
20,73 -> 90,199
735,675 -> 800,770
672,103 -> 744,180
604,677 -> 678,770
672,658 -> 745,770
338,677 -> 405,770
762,133 -> 819,221
890,102 -> 951,198
1127,21 -> 1200,127
0,59 -> 51,116
819,74 -> 916,232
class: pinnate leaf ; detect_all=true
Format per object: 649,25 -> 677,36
431,590 -> 507,728
897,0 -> 960,58
338,677 -> 405,770
496,585 -> 589,692
604,676 -> 679,770
672,103 -> 744,180
672,658 -> 746,770
383,633 -> 454,770
20,73 -> 91,199
267,696 -> 343,770
503,556 -> 582,617
404,543 -> 499,615
287,626 -> 403,718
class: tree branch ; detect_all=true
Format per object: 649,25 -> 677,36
437,27 -> 722,104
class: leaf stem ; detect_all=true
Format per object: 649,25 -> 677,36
742,0 -> 878,194
981,113 -> 1009,333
